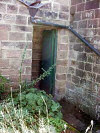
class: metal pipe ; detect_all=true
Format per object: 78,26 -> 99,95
68,27 -> 100,56
31,19 -> 100,57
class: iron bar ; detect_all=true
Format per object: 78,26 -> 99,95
31,19 -> 100,57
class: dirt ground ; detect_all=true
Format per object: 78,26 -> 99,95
59,99 -> 100,132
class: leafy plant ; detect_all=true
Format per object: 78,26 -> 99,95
49,117 -> 80,133
0,87 -> 80,133
0,88 -> 63,132
0,74 -> 9,99
12,87 -> 62,119
49,117 -> 67,132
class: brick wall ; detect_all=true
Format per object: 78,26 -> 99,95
0,0 -> 70,90
65,0 -> 100,120
0,0 -> 33,88
32,26 -> 43,82
55,29 -> 69,99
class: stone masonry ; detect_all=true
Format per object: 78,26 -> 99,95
0,0 -> 70,89
0,0 -> 33,88
65,0 -> 100,120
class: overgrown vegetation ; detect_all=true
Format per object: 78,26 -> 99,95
0,61 -> 79,133
0,69 -> 80,133
0,87 -> 79,133
13,87 -> 62,119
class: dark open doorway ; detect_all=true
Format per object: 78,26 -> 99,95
32,25 -> 57,94
40,30 -> 57,94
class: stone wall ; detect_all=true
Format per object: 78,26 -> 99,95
0,0 -> 70,90
65,0 -> 100,120
32,26 -> 43,82
55,29 -> 69,99
0,0 -> 33,88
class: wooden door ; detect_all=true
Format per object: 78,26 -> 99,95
40,30 -> 57,94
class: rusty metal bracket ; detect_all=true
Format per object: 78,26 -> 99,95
18,0 -> 50,17
18,0 -> 50,8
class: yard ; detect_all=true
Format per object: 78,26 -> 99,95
0,74 -> 79,133
0,0 -> 100,133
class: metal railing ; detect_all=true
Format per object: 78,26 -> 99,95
31,19 -> 100,57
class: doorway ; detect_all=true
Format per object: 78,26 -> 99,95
40,29 -> 57,94
32,25 -> 57,94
